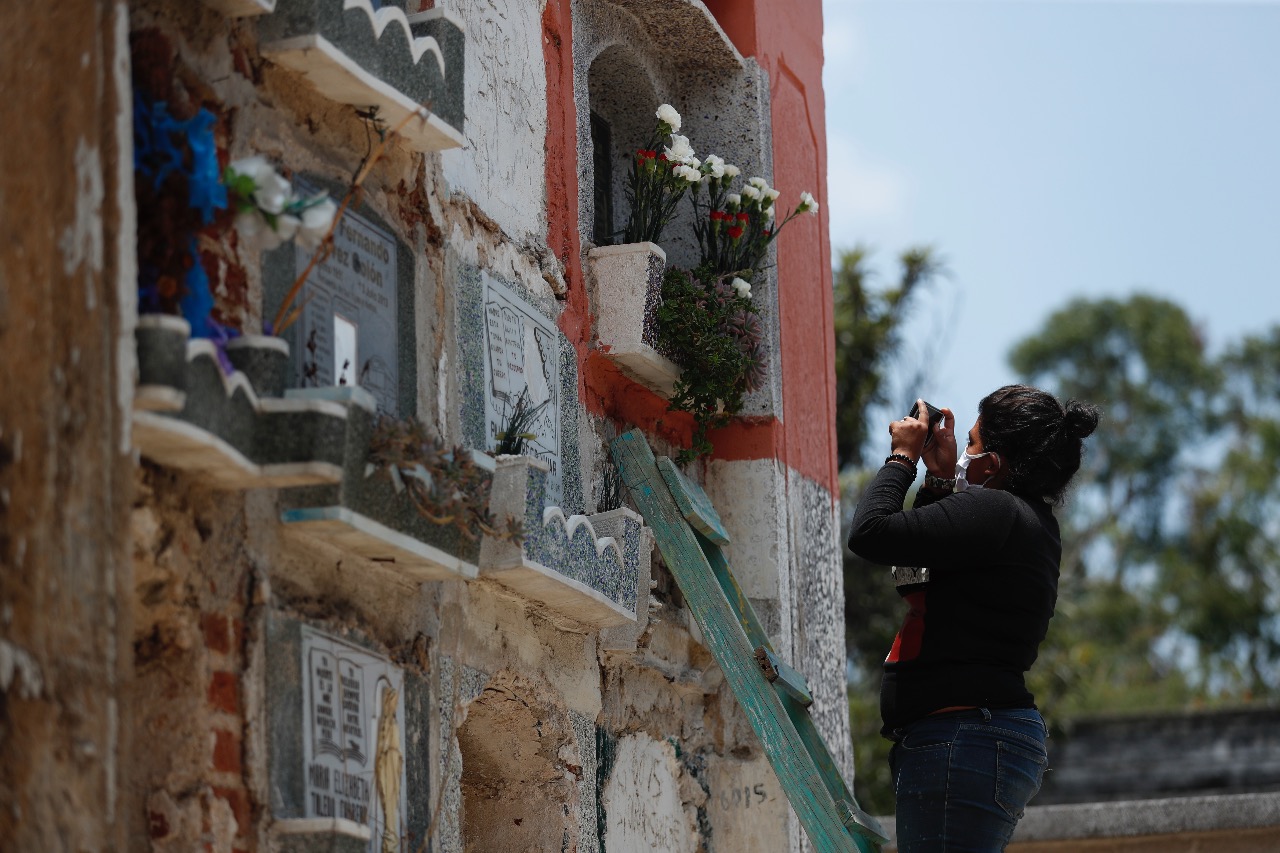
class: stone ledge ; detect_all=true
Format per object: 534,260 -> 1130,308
259,1 -> 466,151
201,0 -> 275,17
597,0 -> 744,70
876,792 -> 1280,852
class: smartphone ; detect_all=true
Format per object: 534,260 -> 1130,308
908,401 -> 945,448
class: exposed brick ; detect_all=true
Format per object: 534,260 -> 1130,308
202,613 -> 230,655
214,785 -> 251,837
208,671 -> 239,715
148,810 -> 171,839
212,729 -> 241,774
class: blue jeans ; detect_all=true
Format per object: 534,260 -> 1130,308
888,708 -> 1048,852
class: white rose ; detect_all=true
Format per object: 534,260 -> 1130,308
664,134 -> 695,164
296,197 -> 338,249
748,176 -> 769,190
235,210 -> 285,251
274,213 -> 301,243
723,164 -> 740,179
229,156 -> 292,216
228,155 -> 275,186
731,277 -> 752,299
741,185 -> 761,201
656,103 -> 682,133
726,193 -> 741,207
799,191 -> 819,214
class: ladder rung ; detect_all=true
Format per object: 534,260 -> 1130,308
754,646 -> 814,707
839,799 -> 891,846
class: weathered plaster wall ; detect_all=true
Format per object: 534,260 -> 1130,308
0,1 -> 134,849
437,0 -> 549,242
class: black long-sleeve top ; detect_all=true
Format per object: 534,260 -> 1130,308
847,463 -> 1061,737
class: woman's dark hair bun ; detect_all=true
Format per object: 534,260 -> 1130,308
1063,400 -> 1101,441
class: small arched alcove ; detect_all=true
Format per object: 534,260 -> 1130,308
587,45 -> 661,246
456,675 -> 578,853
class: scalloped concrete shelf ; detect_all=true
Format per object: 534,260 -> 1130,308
480,455 -> 649,629
278,419 -> 490,582
132,316 -> 349,489
259,2 -> 466,152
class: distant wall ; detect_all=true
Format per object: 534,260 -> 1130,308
1037,707 -> 1280,805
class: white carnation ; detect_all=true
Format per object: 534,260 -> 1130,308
677,164 -> 702,183
656,103 -> 682,133
799,191 -> 819,214
731,277 -> 752,299
296,197 -> 338,250
703,154 -> 726,179
723,164 -> 740,179
741,185 -> 761,201
664,134 -> 695,164
765,187 -> 781,201
747,176 -> 769,190
726,193 -> 741,207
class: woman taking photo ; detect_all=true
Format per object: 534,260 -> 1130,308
848,384 -> 1099,852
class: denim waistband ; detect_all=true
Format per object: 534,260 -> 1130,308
892,706 -> 1047,741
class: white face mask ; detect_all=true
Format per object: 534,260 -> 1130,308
956,449 -> 997,492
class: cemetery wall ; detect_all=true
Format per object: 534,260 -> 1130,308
0,1 -> 848,852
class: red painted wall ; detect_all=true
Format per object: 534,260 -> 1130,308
545,0 -> 836,491
707,0 -> 837,492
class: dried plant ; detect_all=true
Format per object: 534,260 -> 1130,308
494,388 -> 549,457
368,416 -> 522,544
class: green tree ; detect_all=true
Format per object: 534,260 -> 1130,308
1157,327 -> 1280,694
833,246 -> 945,471
1011,296 -> 1280,711
1009,294 -> 1218,583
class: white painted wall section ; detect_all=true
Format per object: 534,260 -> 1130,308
602,733 -> 698,853
438,0 -> 547,240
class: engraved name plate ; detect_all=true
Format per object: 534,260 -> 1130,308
294,204 -> 400,414
300,626 -> 407,848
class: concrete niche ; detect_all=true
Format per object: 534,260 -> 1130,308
455,675 -> 579,853
587,44 -> 659,246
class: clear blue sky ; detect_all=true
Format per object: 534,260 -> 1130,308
823,0 -> 1280,432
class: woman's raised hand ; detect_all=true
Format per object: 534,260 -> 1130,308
922,402 -> 957,477
889,398 -> 932,461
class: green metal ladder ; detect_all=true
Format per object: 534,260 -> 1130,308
612,430 -> 888,853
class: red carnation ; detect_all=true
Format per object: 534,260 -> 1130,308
728,225 -> 744,240
736,212 -> 749,223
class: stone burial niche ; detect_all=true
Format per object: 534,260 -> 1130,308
456,675 -> 579,853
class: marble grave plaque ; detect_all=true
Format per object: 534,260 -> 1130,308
482,272 -> 563,506
300,626 -> 408,849
293,202 -> 400,414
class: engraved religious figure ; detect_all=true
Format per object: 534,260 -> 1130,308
374,683 -> 403,853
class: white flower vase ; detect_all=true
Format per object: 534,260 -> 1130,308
588,242 -> 681,397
